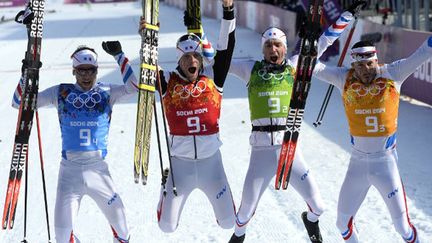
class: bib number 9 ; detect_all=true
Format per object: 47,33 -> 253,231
187,117 -> 208,134
268,98 -> 280,113
365,116 -> 385,133
79,129 -> 91,146
268,97 -> 288,114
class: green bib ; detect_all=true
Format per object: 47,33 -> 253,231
248,61 -> 295,120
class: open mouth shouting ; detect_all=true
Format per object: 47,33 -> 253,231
269,55 -> 279,63
188,67 -> 197,74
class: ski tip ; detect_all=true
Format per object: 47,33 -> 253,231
142,177 -> 148,186
313,122 -> 318,127
2,215 -> 8,230
173,187 -> 178,196
8,219 -> 14,230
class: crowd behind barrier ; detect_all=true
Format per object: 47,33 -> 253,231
0,0 -> 25,7
1,0 -> 430,105
165,0 -> 432,105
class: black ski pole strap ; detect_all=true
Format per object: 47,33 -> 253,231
252,125 -> 287,132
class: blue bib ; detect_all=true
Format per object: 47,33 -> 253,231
57,84 -> 112,154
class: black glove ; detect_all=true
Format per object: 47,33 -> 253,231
346,0 -> 367,16
102,41 -> 122,56
21,59 -> 29,74
183,10 -> 194,27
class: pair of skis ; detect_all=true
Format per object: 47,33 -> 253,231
2,0 -> 45,230
3,2 -> 51,242
134,0 -> 160,185
134,0 -> 202,191
275,0 -> 324,190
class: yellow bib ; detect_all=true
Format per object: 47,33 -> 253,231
342,70 -> 399,137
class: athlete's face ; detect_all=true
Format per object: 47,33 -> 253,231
351,59 -> 378,85
263,39 -> 286,65
179,52 -> 203,82
74,64 -> 98,91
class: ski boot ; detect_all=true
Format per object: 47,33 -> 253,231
228,233 -> 245,243
301,211 -> 323,243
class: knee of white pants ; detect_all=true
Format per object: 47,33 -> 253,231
55,226 -> 80,243
392,213 -> 412,239
111,225 -> 130,243
113,235 -> 129,243
236,202 -> 255,224
158,220 -> 177,233
336,212 -> 351,231
336,212 -> 358,242
343,233 -> 359,243
305,195 -> 325,217
217,214 -> 235,229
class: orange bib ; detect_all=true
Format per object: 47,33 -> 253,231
342,70 -> 400,137
163,73 -> 222,136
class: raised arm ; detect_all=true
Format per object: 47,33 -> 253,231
102,41 -> 139,104
316,11 -> 353,59
385,36 -> 432,83
317,0 -> 366,58
212,0 -> 235,88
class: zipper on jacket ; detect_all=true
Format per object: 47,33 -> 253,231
270,118 -> 274,146
193,135 -> 197,159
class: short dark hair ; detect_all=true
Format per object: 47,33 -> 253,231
351,40 -> 375,49
70,45 -> 97,58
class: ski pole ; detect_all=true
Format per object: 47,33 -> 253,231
313,17 -> 358,127
36,111 -> 52,242
156,65 -> 177,196
21,139 -> 28,243
152,99 -> 167,195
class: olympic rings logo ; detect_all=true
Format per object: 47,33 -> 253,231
257,69 -> 287,81
172,80 -> 207,98
349,80 -> 387,97
66,91 -> 102,109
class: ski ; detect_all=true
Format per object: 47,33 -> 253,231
275,0 -> 324,190
186,0 -> 203,37
2,0 -> 45,229
134,0 -> 159,185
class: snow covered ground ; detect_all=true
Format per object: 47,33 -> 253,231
0,2 -> 431,242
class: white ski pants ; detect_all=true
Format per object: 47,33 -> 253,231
235,145 -> 325,235
157,150 -> 236,233
336,148 -> 418,243
54,160 -> 129,243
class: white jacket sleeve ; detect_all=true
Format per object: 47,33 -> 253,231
12,77 -> 59,109
385,36 -> 432,84
109,52 -> 139,105
317,11 -> 354,59
314,62 -> 349,92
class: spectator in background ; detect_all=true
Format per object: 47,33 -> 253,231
280,0 -> 306,34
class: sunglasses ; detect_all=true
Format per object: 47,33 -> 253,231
75,67 -> 97,76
